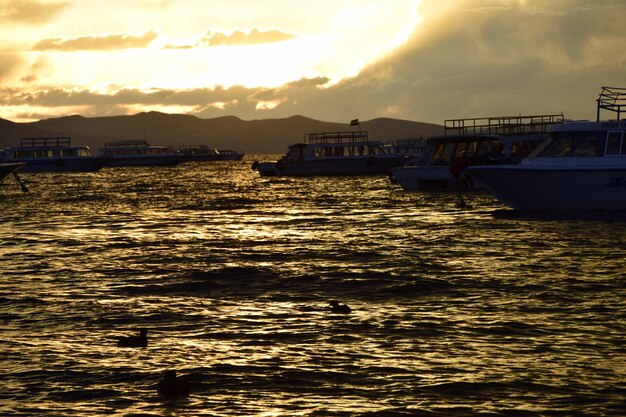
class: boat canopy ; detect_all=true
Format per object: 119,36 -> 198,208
596,86 -> 626,121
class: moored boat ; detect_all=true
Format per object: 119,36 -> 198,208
217,149 -> 244,160
252,131 -> 409,177
0,137 -> 109,173
389,114 -> 564,192
178,145 -> 221,162
100,140 -> 186,167
465,87 -> 626,210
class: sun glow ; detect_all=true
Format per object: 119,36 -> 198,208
0,0 -> 425,121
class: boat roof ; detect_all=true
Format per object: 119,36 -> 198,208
425,134 -> 499,145
103,140 -> 149,148
548,119 -> 626,132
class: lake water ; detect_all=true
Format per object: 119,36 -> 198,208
1,158 -> 625,416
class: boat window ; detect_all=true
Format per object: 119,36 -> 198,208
572,135 -> 599,157
452,141 -> 469,158
431,143 -> 446,162
606,132 -> 623,156
541,135 -> 571,157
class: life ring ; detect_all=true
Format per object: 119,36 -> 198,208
251,161 -> 259,170
366,157 -> 376,166
276,160 -> 284,170
56,159 -> 65,167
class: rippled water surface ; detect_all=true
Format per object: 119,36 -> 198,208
1,158 -> 625,416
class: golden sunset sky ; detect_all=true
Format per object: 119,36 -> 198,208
1,0 -> 625,124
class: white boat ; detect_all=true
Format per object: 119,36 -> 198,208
217,149 -> 244,160
178,145 -> 222,162
1,137 -> 110,173
252,131 -> 409,176
465,87 -> 626,210
100,140 -> 186,167
466,122 -> 626,210
389,114 -> 564,192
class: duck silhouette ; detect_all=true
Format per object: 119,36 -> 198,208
329,300 -> 352,314
117,328 -> 148,348
156,370 -> 190,397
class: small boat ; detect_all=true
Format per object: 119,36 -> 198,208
389,114 -> 564,192
1,137 -> 110,173
465,87 -> 626,210
178,145 -> 222,162
253,131 -> 409,176
217,149 -> 244,160
99,140 -> 186,167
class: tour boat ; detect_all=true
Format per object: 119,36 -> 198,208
100,140 -> 186,167
252,131 -> 409,177
178,145 -> 222,162
1,137 -> 110,173
465,88 -> 626,210
217,149 -> 244,160
389,114 -> 564,192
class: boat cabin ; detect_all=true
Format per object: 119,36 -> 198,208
283,131 -> 390,161
101,140 -> 176,156
526,87 -> 626,160
413,133 -> 545,167
525,120 -> 626,159
4,137 -> 95,158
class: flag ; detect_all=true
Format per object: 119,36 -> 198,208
350,119 -> 359,126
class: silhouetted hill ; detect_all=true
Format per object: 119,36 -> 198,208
0,112 -> 443,154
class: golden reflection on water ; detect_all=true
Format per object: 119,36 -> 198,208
1,163 -> 625,416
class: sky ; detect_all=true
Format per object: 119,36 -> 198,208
1,0 -> 625,124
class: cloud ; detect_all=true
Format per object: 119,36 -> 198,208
32,30 -> 158,51
20,54 -> 53,83
0,53 -> 25,82
351,0 -> 626,121
199,28 -> 296,46
2,0 -> 625,125
0,0 -> 70,25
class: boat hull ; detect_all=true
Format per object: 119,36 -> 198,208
0,162 -> 25,182
389,165 -> 486,192
257,157 -> 408,177
466,165 -> 626,210
7,157 -> 110,173
105,155 -> 186,167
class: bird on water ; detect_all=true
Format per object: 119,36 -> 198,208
329,300 -> 352,314
117,328 -> 148,348
156,370 -> 190,397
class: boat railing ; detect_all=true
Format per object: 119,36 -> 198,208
597,86 -> 626,121
305,131 -> 369,144
20,137 -> 72,148
103,140 -> 149,149
444,114 -> 564,136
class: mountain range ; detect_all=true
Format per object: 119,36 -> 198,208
0,112 -> 444,154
